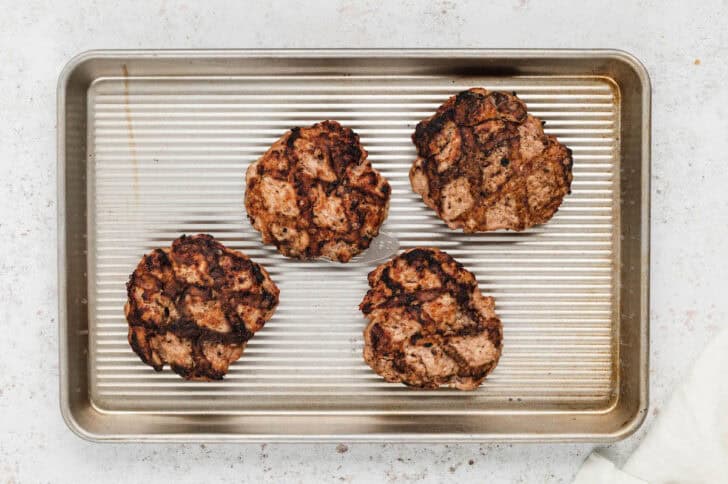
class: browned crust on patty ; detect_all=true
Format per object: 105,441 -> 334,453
124,234 -> 279,380
245,120 -> 391,262
360,248 -> 503,390
410,88 -> 573,232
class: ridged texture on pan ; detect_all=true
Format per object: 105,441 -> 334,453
245,120 -> 391,262
125,234 -> 279,380
360,248 -> 503,390
410,88 -> 573,231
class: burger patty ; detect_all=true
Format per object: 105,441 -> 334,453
410,88 -> 573,232
245,120 -> 391,262
360,248 -> 503,390
124,234 -> 279,380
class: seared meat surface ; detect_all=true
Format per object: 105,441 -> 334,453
125,234 -> 279,380
410,88 -> 573,231
360,248 -> 502,390
245,120 -> 391,262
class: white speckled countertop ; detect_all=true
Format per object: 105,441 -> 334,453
1,1 -> 725,482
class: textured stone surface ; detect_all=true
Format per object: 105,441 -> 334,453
1,0 -> 726,482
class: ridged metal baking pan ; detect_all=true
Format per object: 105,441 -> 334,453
58,49 -> 650,442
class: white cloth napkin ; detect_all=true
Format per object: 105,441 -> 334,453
573,329 -> 728,484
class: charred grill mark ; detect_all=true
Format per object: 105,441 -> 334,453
127,317 -> 253,345
455,89 -> 480,110
399,247 -> 442,266
490,91 -> 508,107
380,182 -> 390,198
155,248 -> 171,266
564,147 -> 574,193
486,320 -> 503,348
356,235 -> 372,250
369,323 -> 385,351
346,184 -> 390,202
412,114 -> 448,158
324,180 -> 340,195
441,343 -> 469,369
250,263 -> 265,284
392,351 -> 408,374
378,267 -> 402,294
229,289 -> 279,311
286,127 -> 301,150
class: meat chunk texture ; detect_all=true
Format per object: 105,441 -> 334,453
124,234 -> 279,380
360,248 -> 503,390
245,120 -> 391,262
410,88 -> 573,231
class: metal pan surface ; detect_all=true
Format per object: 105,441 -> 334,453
58,49 -> 650,442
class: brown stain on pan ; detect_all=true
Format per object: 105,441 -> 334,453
121,64 -> 139,202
